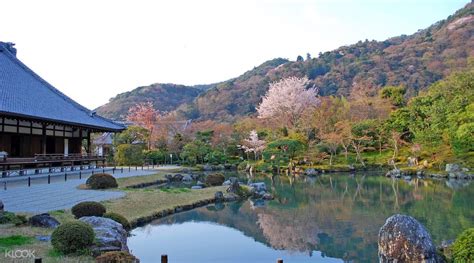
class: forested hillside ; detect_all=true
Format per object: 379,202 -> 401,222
98,2 -> 473,122
96,83 -> 214,120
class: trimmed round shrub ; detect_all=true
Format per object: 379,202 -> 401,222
96,251 -> 139,263
205,173 -> 225,186
71,201 -> 106,218
452,228 -> 474,262
51,221 -> 94,254
86,173 -> 118,189
103,212 -> 131,231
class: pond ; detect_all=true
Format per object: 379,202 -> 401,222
128,172 -> 473,262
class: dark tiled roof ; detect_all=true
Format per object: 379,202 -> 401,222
0,42 -> 125,131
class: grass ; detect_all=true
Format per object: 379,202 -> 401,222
0,215 -> 93,263
0,235 -> 33,249
159,187 -> 191,193
116,172 -> 167,188
103,186 -> 227,222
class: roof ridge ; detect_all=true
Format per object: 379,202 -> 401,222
0,42 -> 123,129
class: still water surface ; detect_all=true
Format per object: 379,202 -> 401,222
129,172 -> 473,262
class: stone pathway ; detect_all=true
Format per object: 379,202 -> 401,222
0,166 -> 180,213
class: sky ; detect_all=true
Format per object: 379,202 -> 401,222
0,0 -> 469,109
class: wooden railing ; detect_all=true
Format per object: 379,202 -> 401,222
34,153 -> 105,161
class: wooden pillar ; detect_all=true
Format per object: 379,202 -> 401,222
42,124 -> 47,155
87,130 -> 91,155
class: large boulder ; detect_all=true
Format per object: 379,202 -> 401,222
28,213 -> 60,228
79,216 -> 128,254
378,214 -> 440,262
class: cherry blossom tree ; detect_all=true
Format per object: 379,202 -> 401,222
257,76 -> 320,127
238,130 -> 266,160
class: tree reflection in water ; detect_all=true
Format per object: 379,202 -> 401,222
151,172 -> 473,261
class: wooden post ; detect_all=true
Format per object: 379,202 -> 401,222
42,124 -> 47,154
161,255 -> 168,263
86,130 -> 91,155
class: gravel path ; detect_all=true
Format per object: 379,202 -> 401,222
0,167 -> 179,213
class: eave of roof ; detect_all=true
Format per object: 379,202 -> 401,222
0,42 -> 125,132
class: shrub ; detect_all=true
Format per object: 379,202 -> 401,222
205,173 -> 225,186
103,212 -> 131,231
114,144 -> 144,166
452,228 -> 474,262
71,201 -> 106,218
51,221 -> 94,254
144,150 -> 165,164
0,212 -> 28,226
96,251 -> 139,263
86,173 -> 118,189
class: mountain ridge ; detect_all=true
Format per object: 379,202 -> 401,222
96,2 -> 474,122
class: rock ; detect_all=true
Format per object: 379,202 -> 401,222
203,164 -> 213,171
36,235 -> 51,242
215,191 -> 224,202
250,199 -> 266,208
403,176 -> 412,181
191,186 -> 203,190
226,178 -> 241,194
196,181 -> 205,187
378,214 -> 439,262
446,163 -> 461,173
190,173 -> 201,180
222,180 -> 231,186
28,213 -> 60,228
224,193 -> 239,202
249,182 -> 267,192
79,216 -> 128,254
262,193 -> 274,200
173,174 -> 183,181
386,169 -> 402,178
182,174 -> 193,182
417,170 -> 424,176
304,168 -> 318,176
0,200 -> 3,212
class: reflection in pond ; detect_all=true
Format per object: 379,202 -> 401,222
129,173 -> 473,262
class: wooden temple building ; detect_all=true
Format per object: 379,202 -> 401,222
0,42 -> 125,175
